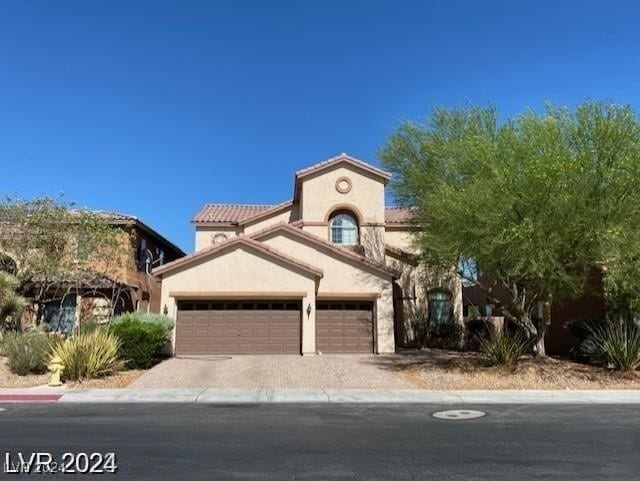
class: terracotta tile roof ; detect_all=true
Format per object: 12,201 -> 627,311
295,153 -> 391,182
250,222 -> 400,278
192,203 -> 282,224
384,206 -> 418,224
192,203 -> 416,226
153,235 -> 323,278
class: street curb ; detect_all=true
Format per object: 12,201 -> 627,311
45,388 -> 640,404
0,394 -> 62,403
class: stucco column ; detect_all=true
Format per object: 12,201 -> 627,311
376,283 -> 396,354
301,291 -> 316,355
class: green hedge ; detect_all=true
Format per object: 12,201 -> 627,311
111,312 -> 174,335
110,319 -> 168,369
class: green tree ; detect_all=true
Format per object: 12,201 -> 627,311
0,271 -> 25,331
0,196 -> 130,324
381,102 -> 640,356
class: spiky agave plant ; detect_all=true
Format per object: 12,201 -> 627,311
585,321 -> 640,372
479,328 -> 530,366
51,329 -> 124,381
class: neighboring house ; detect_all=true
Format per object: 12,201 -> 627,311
17,213 -> 184,333
154,153 -> 462,356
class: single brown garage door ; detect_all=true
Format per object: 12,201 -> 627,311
316,301 -> 374,353
176,300 -> 301,355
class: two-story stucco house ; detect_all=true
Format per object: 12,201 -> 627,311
155,154 -> 462,355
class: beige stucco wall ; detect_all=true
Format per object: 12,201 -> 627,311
160,245 -> 318,354
194,226 -> 241,252
384,229 -> 416,251
260,231 -> 395,353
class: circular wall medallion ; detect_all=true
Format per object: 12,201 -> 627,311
432,409 -> 486,420
335,176 -> 352,194
212,233 -> 228,244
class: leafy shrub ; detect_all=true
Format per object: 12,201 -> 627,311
51,329 -> 123,381
75,319 -> 104,335
417,320 -> 464,350
111,312 -> 174,336
110,319 -> 168,369
479,328 -> 529,365
1,330 -> 51,375
584,321 -> 640,372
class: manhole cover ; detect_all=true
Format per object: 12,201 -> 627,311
432,409 -> 485,420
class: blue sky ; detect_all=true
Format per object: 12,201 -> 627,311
1,0 -> 639,252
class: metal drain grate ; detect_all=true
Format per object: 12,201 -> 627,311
432,409 -> 486,420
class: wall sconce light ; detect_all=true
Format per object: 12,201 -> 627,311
306,303 -> 312,318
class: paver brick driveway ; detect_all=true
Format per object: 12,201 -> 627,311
130,355 -> 418,389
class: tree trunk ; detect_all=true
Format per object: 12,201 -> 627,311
534,336 -> 546,357
532,300 -> 552,358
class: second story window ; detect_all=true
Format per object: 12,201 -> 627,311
330,212 -> 358,246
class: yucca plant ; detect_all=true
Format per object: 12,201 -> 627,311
479,328 -> 530,366
51,329 -> 124,381
585,321 -> 640,372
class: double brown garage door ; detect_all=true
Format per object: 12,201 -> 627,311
175,300 -> 301,355
175,299 -> 374,355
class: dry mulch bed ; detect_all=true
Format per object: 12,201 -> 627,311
65,369 -> 144,389
0,357 -> 144,389
0,357 -> 49,388
376,349 -> 640,390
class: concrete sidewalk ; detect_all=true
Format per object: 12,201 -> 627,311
9,388 -> 638,404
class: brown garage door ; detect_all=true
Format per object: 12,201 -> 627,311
316,301 -> 374,353
176,300 -> 301,355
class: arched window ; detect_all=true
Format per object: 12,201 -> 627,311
329,212 -> 358,245
428,290 -> 451,324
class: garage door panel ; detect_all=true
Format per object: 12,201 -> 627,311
176,301 -> 301,355
316,301 -> 374,354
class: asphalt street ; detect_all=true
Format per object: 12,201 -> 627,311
0,403 -> 638,480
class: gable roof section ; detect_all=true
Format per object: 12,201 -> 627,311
191,200 -> 293,225
294,153 -> 391,202
192,204 -> 274,224
237,200 -> 293,226
295,153 -> 392,182
251,222 -> 400,279
153,235 -> 323,278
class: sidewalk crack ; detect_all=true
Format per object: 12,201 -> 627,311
194,388 -> 208,403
